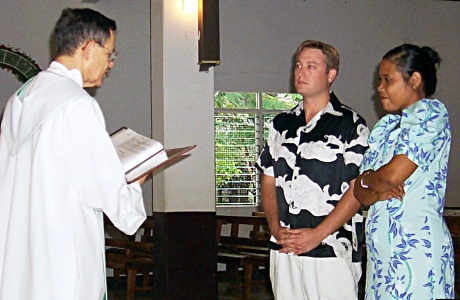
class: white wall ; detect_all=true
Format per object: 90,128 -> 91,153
151,0 -> 216,212
1,0 -> 459,211
215,0 -> 460,207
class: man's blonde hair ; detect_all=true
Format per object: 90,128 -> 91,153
295,40 -> 340,74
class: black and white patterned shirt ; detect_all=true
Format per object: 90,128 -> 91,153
256,92 -> 369,262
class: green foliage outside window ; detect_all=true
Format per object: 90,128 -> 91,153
215,91 -> 300,206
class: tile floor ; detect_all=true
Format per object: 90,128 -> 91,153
106,270 -> 273,300
107,268 -> 366,300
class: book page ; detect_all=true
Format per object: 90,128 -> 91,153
125,150 -> 168,183
125,145 -> 196,183
111,128 -> 164,173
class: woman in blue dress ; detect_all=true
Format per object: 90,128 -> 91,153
353,44 -> 454,299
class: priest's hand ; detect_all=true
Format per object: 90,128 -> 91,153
136,173 -> 150,186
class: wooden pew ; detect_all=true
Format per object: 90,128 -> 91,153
216,215 -> 270,300
105,216 -> 154,300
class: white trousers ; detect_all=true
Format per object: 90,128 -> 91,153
269,250 -> 361,300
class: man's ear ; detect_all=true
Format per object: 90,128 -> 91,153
81,41 -> 96,60
328,69 -> 338,84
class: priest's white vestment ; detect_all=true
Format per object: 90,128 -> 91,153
0,62 -> 146,300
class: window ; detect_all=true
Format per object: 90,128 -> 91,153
215,92 -> 301,206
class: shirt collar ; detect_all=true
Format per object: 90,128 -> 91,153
48,61 -> 83,87
297,91 -> 342,117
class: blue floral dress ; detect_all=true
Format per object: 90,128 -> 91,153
361,99 -> 454,300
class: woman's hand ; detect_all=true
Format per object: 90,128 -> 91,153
354,172 -> 405,206
375,184 -> 405,201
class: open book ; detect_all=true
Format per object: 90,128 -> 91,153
111,127 -> 196,183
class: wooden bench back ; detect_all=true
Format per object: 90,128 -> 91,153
216,215 -> 270,252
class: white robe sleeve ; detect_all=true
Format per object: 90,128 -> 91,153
62,97 -> 146,235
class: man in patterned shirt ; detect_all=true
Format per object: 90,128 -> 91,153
256,40 -> 369,299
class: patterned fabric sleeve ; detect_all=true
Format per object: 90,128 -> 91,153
343,115 -> 369,181
395,99 -> 449,167
255,123 -> 275,177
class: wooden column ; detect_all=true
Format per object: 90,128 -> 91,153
152,212 -> 217,300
